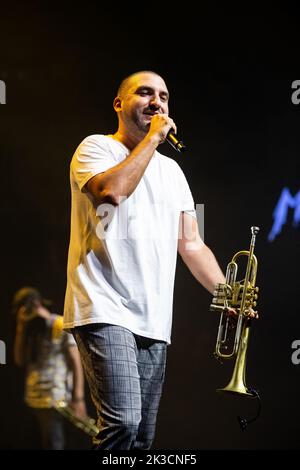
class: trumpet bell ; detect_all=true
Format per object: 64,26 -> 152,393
217,382 -> 255,398
216,319 -> 256,397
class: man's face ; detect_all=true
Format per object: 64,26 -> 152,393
118,72 -> 169,134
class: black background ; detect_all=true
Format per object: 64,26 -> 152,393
0,3 -> 300,449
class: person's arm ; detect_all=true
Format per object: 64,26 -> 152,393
178,212 -> 259,318
67,345 -> 87,418
177,212 -> 225,294
86,114 -> 175,206
14,307 -> 28,367
14,304 -> 52,367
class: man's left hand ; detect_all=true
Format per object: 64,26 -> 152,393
226,307 -> 259,319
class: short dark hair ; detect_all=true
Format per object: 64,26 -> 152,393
117,70 -> 161,98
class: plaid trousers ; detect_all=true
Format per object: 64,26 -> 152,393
73,323 -> 167,450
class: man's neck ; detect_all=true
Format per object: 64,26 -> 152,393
111,130 -> 143,151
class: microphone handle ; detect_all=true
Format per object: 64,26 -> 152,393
166,131 -> 186,153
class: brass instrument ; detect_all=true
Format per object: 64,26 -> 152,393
210,226 -> 260,399
54,400 -> 99,437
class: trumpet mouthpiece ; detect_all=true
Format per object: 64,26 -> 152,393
251,226 -> 260,235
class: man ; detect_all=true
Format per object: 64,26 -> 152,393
63,70 -> 256,450
13,287 -> 87,449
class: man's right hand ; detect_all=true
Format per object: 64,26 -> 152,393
148,113 -> 177,144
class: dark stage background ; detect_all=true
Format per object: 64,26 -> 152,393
1,4 -> 300,450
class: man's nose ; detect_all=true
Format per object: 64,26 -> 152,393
149,95 -> 161,109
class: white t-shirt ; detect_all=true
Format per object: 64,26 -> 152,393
63,134 -> 195,344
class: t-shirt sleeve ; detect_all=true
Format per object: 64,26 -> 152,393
50,314 -> 77,347
71,135 -> 117,191
65,332 -> 77,347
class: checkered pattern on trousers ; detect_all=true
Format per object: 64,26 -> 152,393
73,323 -> 167,450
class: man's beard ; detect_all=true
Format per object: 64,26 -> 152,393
132,110 -> 152,134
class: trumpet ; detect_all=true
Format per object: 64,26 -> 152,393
210,226 -> 260,398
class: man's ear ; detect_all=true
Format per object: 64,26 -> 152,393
113,96 -> 122,112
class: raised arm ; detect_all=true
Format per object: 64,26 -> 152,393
86,114 -> 175,206
14,307 -> 27,367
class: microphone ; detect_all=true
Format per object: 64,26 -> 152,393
166,130 -> 186,153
